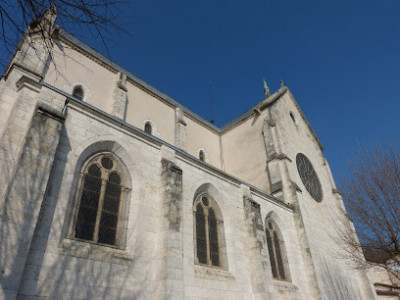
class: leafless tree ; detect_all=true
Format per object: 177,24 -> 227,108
339,145 -> 400,282
0,0 -> 126,67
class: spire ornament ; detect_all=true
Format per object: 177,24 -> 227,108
263,78 -> 271,98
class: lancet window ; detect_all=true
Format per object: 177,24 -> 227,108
266,219 -> 288,280
194,194 -> 222,267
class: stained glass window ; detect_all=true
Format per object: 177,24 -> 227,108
195,195 -> 221,267
75,155 -> 123,246
296,153 -> 323,202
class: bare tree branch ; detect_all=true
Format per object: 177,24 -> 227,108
0,0 -> 128,70
338,144 -> 400,282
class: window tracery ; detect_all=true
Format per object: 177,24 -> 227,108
194,194 -> 222,267
74,154 -> 125,246
266,219 -> 289,280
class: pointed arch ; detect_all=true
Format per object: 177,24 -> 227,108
74,154 -> 124,245
68,141 -> 133,249
265,212 -> 291,281
192,183 -> 227,269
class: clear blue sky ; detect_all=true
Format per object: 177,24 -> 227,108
18,1 -> 400,182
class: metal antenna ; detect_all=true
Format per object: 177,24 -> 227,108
209,80 -> 215,124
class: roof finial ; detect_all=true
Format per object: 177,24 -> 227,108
280,79 -> 285,88
263,78 -> 271,98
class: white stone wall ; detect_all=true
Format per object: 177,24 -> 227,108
221,112 -> 271,193
16,105 -> 160,298
3,102 -> 304,299
267,92 -> 376,299
43,38 -> 223,166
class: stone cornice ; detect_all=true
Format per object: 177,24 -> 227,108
286,89 -> 324,151
56,29 -> 221,134
6,62 -> 42,82
41,80 -> 291,211
55,29 -> 291,137
16,75 -> 42,93
267,153 -> 292,163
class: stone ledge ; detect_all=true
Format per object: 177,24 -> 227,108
4,62 -> 42,81
267,152 -> 292,163
271,181 -> 283,194
291,181 -> 302,193
273,279 -> 298,292
194,264 -> 234,281
37,103 -> 65,121
60,238 -> 133,263
16,75 -> 42,93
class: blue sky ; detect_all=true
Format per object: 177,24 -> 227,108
14,1 -> 400,182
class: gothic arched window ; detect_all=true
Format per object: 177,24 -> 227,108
72,85 -> 84,101
266,219 -> 289,280
74,154 -> 124,246
144,122 -> 152,135
194,194 -> 222,267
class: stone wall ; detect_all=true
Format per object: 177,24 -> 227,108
0,103 -> 64,299
266,92 -> 376,299
4,99 -> 311,299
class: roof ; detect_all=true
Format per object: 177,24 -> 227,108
57,28 -> 323,150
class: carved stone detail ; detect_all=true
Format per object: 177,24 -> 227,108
112,72 -> 128,120
175,108 -> 187,150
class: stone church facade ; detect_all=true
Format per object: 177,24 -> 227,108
0,16 -> 376,300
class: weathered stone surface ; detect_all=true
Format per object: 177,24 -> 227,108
0,105 -> 64,299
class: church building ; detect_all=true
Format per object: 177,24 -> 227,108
0,12 -> 376,300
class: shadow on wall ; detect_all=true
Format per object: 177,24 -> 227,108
319,257 -> 363,300
0,113 -> 148,298
0,109 -> 65,297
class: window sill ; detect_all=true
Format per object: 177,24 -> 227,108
60,238 -> 133,262
273,279 -> 298,292
194,264 -> 234,280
